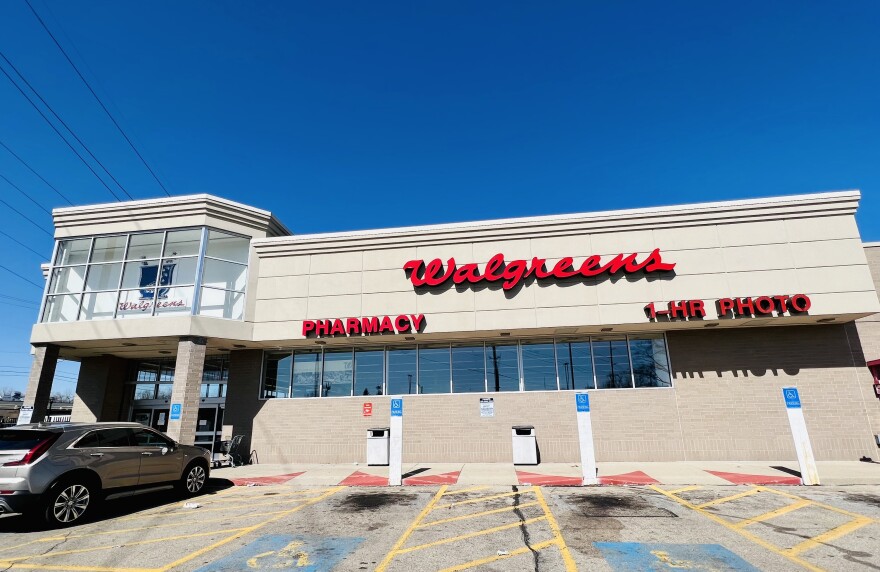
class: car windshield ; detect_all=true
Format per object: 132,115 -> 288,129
0,430 -> 54,451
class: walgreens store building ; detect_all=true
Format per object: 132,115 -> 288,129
24,191 -> 880,464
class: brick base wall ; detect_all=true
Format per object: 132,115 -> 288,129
227,324 -> 880,464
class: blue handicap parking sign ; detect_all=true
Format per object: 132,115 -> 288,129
782,387 -> 801,409
195,534 -> 364,572
170,403 -> 182,420
576,393 -> 590,412
391,399 -> 403,417
594,542 -> 760,571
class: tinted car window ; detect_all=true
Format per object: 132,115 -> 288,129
0,430 -> 53,450
73,432 -> 102,448
96,428 -> 134,447
133,429 -> 172,448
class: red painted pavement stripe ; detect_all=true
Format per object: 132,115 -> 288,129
403,471 -> 460,486
516,471 -> 583,486
598,471 -> 659,485
339,470 -> 389,486
706,470 -> 801,485
230,472 -> 304,486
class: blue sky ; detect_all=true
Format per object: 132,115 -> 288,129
0,1 -> 878,394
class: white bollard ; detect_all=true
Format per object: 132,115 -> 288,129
782,387 -> 820,485
389,398 -> 403,486
576,393 -> 598,485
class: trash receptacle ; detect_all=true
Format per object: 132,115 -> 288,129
512,425 -> 537,465
367,427 -> 390,466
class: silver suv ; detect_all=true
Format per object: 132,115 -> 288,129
0,422 -> 211,527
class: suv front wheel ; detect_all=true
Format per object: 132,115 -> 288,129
43,478 -> 97,527
179,462 -> 207,496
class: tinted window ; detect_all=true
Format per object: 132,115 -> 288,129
0,430 -> 53,451
133,429 -> 172,447
96,428 -> 134,447
74,432 -> 102,448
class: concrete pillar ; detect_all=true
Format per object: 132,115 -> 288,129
223,349 -> 265,462
165,336 -> 207,445
71,355 -> 128,423
23,344 -> 60,423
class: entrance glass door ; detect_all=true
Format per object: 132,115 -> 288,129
194,405 -> 224,462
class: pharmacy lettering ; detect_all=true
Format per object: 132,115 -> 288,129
303,314 -> 426,337
403,249 -> 675,291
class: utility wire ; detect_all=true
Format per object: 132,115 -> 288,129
0,139 -> 73,205
0,264 -> 44,288
0,293 -> 40,305
25,0 -> 172,198
0,52 -> 132,200
0,173 -> 52,214
0,196 -> 51,236
0,229 -> 47,258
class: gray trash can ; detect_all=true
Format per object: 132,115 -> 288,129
512,425 -> 537,465
367,427 -> 390,466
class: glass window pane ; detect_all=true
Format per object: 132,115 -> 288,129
206,230 -> 249,263
262,352 -> 292,398
155,286 -> 193,315
198,287 -> 245,320
292,351 -> 322,398
42,294 -> 81,322
160,256 -> 198,286
630,336 -> 671,388
418,346 -> 450,394
134,384 -> 157,400
164,229 -> 202,257
55,238 -> 91,265
90,236 -> 126,263
522,342 -> 557,391
135,363 -> 159,382
452,345 -> 485,393
387,348 -> 417,395
127,232 -> 163,260
117,289 -> 154,318
322,350 -> 353,397
159,362 -> 175,382
202,358 -> 225,382
79,291 -> 117,320
97,428 -> 135,447
202,258 -> 247,291
48,266 -> 86,294
594,337 -> 633,389
556,341 -> 594,390
486,343 -> 520,392
157,384 -> 173,399
354,349 -> 384,396
122,260 -> 159,289
85,263 -> 122,291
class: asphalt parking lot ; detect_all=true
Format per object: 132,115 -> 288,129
0,481 -> 878,571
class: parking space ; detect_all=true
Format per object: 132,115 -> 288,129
0,483 -> 878,571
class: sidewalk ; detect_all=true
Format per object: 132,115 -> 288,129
212,460 -> 880,487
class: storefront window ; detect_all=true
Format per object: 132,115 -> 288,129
259,336 -> 672,399
41,228 -> 250,322
521,342 -> 557,391
452,345 -> 486,393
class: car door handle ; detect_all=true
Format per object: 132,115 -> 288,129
141,452 -> 153,456
89,453 -> 104,457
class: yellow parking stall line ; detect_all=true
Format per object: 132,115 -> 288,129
436,538 -> 558,572
666,486 -> 701,495
0,528 -> 252,563
764,487 -> 880,521
0,539 -> 66,556
534,486 -> 577,572
417,501 -> 543,528
156,486 -> 344,572
441,485 -> 490,496
695,488 -> 761,509
650,485 -> 824,572
113,493 -> 323,521
733,499 -> 812,529
434,489 -> 532,510
375,485 -> 449,572
0,563 -> 154,572
787,516 -> 875,556
397,516 -> 548,555
193,487 -> 332,506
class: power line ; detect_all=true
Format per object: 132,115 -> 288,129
25,0 -> 172,198
0,173 -> 51,214
0,196 -> 51,236
0,293 -> 39,305
0,263 -> 43,288
0,139 -> 73,205
0,228 -> 47,258
0,52 -> 132,200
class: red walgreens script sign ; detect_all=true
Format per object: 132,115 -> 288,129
403,249 -> 675,291
363,403 -> 373,417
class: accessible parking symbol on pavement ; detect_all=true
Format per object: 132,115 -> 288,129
594,542 -> 760,571
196,534 -> 364,572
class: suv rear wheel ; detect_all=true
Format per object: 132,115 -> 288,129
42,478 -> 97,527
180,461 -> 207,496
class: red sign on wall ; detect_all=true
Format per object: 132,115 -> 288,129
403,249 -> 675,291
302,314 -> 426,337
645,294 -> 812,320
363,403 -> 373,417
